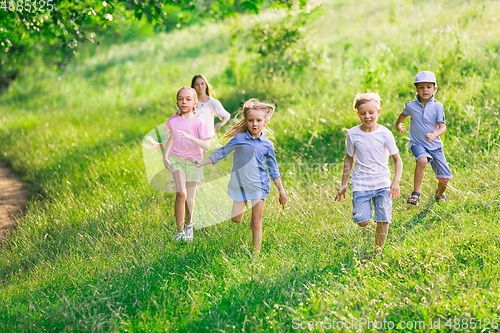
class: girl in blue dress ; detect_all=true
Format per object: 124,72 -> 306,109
194,98 -> 287,252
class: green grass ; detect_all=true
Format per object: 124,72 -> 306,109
1,0 -> 500,331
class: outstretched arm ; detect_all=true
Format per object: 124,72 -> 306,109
395,113 -> 408,133
193,157 -> 213,168
176,130 -> 211,151
424,123 -> 446,142
390,153 -> 403,199
335,154 -> 354,201
272,177 -> 288,209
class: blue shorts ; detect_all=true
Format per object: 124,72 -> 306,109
410,145 -> 453,179
351,187 -> 392,223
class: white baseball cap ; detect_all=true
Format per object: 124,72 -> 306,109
414,71 -> 436,85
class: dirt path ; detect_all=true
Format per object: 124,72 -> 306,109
0,161 -> 29,242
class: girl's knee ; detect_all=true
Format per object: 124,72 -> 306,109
176,191 -> 187,200
186,198 -> 195,208
251,219 -> 262,231
357,220 -> 370,227
231,216 -> 242,223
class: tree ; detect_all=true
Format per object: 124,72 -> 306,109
0,0 -> 303,90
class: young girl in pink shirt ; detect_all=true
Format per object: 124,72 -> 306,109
162,87 -> 212,241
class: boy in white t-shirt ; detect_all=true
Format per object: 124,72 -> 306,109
335,93 -> 403,258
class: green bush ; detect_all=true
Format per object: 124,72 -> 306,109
1,1 -> 500,331
225,8 -> 326,91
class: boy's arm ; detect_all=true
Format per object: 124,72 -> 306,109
390,153 -> 403,199
424,123 -> 446,142
395,113 -> 408,133
272,177 -> 288,209
335,154 -> 354,201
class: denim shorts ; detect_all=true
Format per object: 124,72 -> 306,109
169,155 -> 203,183
351,187 -> 392,223
411,145 -> 453,179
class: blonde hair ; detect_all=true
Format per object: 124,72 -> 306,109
144,87 -> 199,150
352,92 -> 381,110
191,74 -> 213,97
222,98 -> 275,141
176,86 -> 198,114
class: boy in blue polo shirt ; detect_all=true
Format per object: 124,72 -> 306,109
396,71 -> 452,205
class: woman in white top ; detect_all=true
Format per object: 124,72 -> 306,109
191,74 -> 231,136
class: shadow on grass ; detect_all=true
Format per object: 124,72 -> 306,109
391,198 -> 437,244
0,126 -> 157,278
0,223 -> 357,332
408,199 -> 435,226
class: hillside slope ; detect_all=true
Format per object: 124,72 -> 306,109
1,0 -> 500,331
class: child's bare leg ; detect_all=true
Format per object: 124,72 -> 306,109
184,181 -> 198,226
413,157 -> 427,193
436,178 -> 449,197
172,171 -> 187,232
356,220 -> 371,258
231,201 -> 247,223
375,222 -> 389,251
357,220 -> 370,228
250,200 -> 265,252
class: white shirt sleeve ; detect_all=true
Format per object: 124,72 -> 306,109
385,130 -> 399,156
346,131 -> 355,157
212,98 -> 231,119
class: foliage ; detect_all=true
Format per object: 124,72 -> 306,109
226,7 -> 325,88
1,0 -> 500,331
0,1 -> 146,89
0,0 -> 302,90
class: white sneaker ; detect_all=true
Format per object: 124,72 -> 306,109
185,223 -> 194,242
173,231 -> 185,242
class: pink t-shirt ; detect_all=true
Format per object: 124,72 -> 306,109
165,114 -> 212,160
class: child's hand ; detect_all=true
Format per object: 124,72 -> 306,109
335,185 -> 348,201
279,191 -> 288,209
163,158 -> 171,171
390,183 -> 400,199
424,132 -> 436,142
192,158 -> 201,168
177,130 -> 193,140
396,123 -> 406,133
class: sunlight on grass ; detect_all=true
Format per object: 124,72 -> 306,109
1,0 -> 499,331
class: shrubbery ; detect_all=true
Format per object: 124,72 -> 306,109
224,8 -> 327,101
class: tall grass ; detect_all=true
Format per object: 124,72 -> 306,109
1,0 -> 500,331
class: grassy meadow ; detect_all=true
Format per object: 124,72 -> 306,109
1,0 -> 500,331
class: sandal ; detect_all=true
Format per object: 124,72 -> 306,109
407,191 -> 420,205
435,190 -> 446,204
